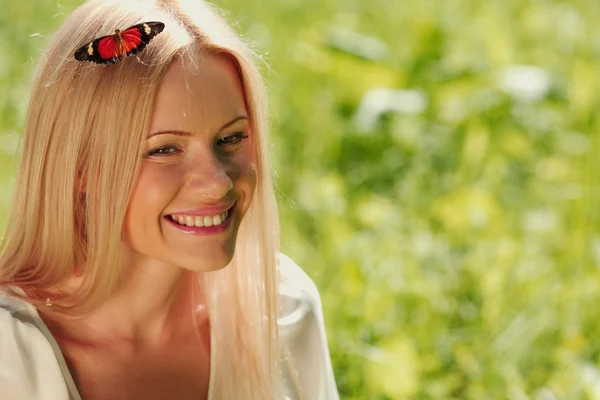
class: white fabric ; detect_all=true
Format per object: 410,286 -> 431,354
0,253 -> 339,400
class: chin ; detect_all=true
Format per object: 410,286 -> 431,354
178,250 -> 236,273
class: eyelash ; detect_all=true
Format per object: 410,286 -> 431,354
145,132 -> 249,157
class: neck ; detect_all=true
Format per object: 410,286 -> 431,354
39,255 -> 207,350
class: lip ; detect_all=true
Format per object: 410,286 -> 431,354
164,204 -> 235,236
167,202 -> 235,217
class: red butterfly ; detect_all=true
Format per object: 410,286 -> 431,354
74,21 -> 165,65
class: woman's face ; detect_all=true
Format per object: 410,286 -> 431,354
123,54 -> 256,272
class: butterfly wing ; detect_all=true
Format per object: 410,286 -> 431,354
74,33 -> 121,65
122,21 -> 165,57
73,21 -> 165,65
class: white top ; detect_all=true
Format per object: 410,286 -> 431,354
0,253 -> 339,400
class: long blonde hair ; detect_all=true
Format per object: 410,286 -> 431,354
0,0 -> 283,398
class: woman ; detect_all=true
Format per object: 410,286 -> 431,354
0,0 -> 339,399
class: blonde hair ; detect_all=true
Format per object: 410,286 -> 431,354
0,0 -> 285,398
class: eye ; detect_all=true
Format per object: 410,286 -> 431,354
145,145 -> 180,157
217,132 -> 249,149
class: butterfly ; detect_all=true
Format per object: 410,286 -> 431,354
74,21 -> 165,65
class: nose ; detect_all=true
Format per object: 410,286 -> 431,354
184,151 -> 233,200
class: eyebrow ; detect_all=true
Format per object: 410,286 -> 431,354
147,115 -> 249,139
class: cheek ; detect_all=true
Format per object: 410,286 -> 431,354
125,164 -> 180,234
136,164 -> 179,206
246,163 -> 257,195
231,149 -> 257,194
239,159 -> 258,218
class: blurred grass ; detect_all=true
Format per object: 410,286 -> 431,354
2,0 -> 600,398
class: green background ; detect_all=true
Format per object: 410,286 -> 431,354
1,0 -> 600,398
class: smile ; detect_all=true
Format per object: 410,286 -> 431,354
164,205 -> 235,235
169,210 -> 229,227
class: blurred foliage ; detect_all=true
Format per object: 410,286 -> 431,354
2,0 -> 600,398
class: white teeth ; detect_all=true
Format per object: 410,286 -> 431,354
170,209 -> 230,228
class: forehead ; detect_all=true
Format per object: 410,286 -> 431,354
149,53 -> 247,133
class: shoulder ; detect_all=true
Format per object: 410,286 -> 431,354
277,254 -> 340,400
278,253 -> 327,341
0,294 -> 69,399
278,253 -> 323,317
278,252 -> 319,293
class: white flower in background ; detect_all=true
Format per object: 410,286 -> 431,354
498,65 -> 551,102
0,132 -> 20,156
583,363 -> 600,399
535,387 -> 557,400
327,27 -> 389,61
354,87 -> 428,132
522,208 -> 558,233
